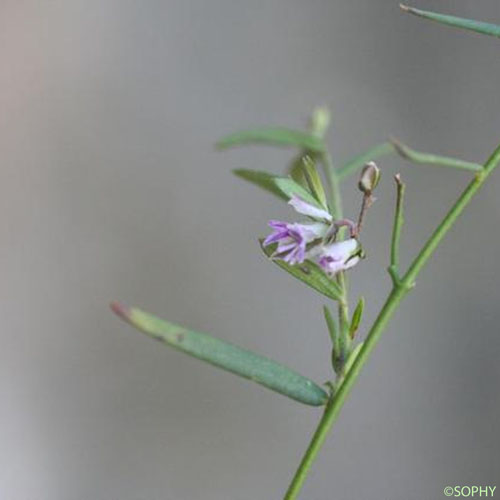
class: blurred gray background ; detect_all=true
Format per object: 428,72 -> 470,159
1,1 -> 499,499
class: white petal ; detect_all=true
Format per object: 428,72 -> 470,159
343,255 -> 360,270
293,222 -> 329,241
289,195 -> 332,222
321,238 -> 359,261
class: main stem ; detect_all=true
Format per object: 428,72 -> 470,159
283,142 -> 500,500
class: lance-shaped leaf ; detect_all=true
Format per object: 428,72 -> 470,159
401,4 -> 500,39
217,127 -> 325,152
233,169 -> 325,208
288,154 -> 309,188
273,177 -> 324,209
349,296 -> 365,339
111,303 -> 328,406
323,305 -> 338,345
301,156 -> 328,208
324,305 -> 342,374
261,241 -> 343,301
391,137 -> 482,172
232,169 -> 289,201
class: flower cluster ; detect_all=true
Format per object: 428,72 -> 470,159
263,195 -> 362,276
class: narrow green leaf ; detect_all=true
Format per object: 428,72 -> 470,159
233,169 -> 289,201
233,169 -> 324,208
338,143 -> 393,180
349,296 -> 365,339
338,138 -> 482,179
217,127 -> 325,152
391,137 -> 482,172
401,4 -> 500,39
273,177 -> 324,208
288,154 -> 309,188
324,305 -> 342,374
323,306 -> 338,345
261,241 -> 343,301
111,302 -> 328,407
302,156 -> 328,208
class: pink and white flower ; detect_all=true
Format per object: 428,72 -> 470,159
263,220 -> 327,265
318,238 -> 361,275
263,195 -> 362,274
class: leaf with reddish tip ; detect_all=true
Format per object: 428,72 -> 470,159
110,302 -> 328,407
401,4 -> 500,39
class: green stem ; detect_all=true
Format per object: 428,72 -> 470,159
284,287 -> 405,500
283,142 -> 500,500
322,151 -> 350,356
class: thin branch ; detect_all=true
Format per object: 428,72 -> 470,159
355,193 -> 374,236
389,174 -> 406,285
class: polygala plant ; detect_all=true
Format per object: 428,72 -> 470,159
111,5 -> 500,499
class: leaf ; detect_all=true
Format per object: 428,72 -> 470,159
233,169 -> 325,208
324,305 -> 342,374
349,296 -> 365,339
288,154 -> 309,188
216,127 -> 325,152
273,177 -> 324,208
301,156 -> 328,208
337,138 -> 482,180
400,4 -> 500,39
261,241 -> 343,301
323,305 -> 338,345
111,302 -> 328,407
233,169 -> 289,201
390,137 -> 482,172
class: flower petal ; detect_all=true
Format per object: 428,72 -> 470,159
318,238 -> 361,275
289,195 -> 332,222
321,238 -> 359,260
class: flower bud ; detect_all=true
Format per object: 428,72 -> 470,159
309,107 -> 331,137
358,161 -> 381,195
